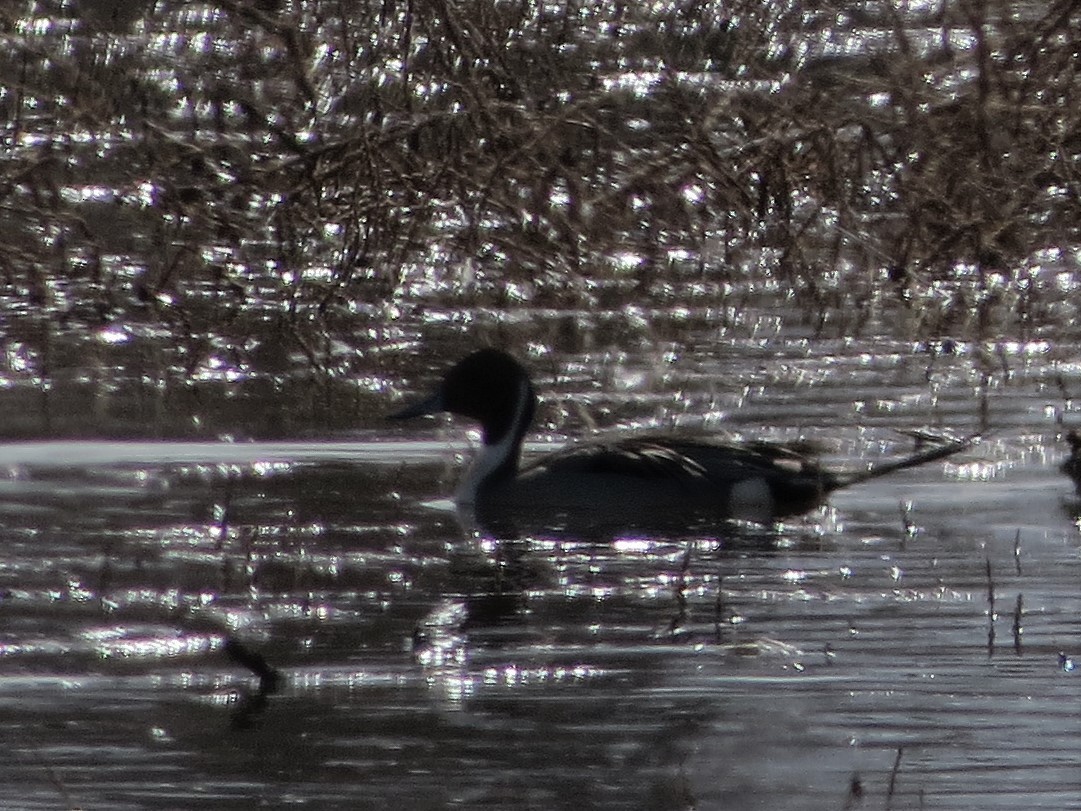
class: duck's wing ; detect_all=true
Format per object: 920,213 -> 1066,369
533,439 -> 709,482
522,437 -> 821,488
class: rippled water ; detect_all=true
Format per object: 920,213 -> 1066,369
4,2 -> 1081,809
1,389 -> 1079,809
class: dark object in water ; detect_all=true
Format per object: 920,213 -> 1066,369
391,349 -> 974,535
224,636 -> 281,728
1061,431 -> 1081,494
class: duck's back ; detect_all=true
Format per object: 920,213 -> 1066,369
475,437 -> 834,531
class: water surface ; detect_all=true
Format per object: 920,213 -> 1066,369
2,2 -> 1081,809
1,415 -> 1078,809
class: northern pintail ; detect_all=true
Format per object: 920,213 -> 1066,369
390,348 -> 971,533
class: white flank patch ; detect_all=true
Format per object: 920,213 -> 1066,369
728,477 -> 774,523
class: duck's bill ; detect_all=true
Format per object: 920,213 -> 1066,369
387,391 -> 445,420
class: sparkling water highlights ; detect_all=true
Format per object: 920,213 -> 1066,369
3,1 -> 1081,808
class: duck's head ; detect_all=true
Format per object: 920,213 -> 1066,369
389,348 -> 537,449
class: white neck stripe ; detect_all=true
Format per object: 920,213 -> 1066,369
455,377 -> 531,504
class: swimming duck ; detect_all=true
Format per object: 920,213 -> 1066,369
390,348 -> 970,534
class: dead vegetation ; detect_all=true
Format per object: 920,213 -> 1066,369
1,0 -> 1079,432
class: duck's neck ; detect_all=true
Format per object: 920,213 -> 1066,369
455,378 -> 534,504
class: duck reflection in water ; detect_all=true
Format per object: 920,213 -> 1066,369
390,349 -> 974,538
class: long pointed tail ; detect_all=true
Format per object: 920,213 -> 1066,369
830,433 -> 978,491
